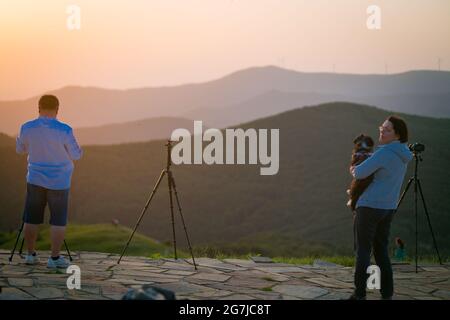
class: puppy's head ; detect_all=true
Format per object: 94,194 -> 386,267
353,134 -> 374,152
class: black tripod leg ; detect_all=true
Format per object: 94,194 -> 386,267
117,169 -> 167,264
64,240 -> 73,261
170,173 -> 197,270
19,227 -> 73,261
168,171 -> 178,260
397,177 -> 418,271
19,237 -> 25,256
414,177 -> 418,273
9,221 -> 25,263
417,179 -> 443,265
397,177 -> 413,210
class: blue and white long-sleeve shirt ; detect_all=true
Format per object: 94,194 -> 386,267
16,116 -> 83,190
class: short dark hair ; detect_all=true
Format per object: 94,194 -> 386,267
387,115 -> 408,143
39,95 -> 59,111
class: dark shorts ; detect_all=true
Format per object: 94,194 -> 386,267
23,183 -> 69,227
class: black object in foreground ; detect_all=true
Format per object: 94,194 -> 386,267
122,285 -> 176,300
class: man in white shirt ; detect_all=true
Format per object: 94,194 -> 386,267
16,95 -> 82,268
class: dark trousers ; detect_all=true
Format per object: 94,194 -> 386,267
354,206 -> 395,298
23,183 -> 70,226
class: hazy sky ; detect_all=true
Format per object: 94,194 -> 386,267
1,0 -> 449,100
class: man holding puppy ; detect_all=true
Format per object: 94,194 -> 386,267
16,95 -> 82,268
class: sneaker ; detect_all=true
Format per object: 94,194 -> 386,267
47,256 -> 70,269
25,253 -> 40,265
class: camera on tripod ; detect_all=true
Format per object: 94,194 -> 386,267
408,142 -> 425,153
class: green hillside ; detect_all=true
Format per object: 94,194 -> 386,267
1,102 -> 449,258
0,223 -> 178,258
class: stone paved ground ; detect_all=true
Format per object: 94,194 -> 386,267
0,250 -> 449,300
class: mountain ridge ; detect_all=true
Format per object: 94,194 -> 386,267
1,66 -> 449,136
1,102 -> 449,257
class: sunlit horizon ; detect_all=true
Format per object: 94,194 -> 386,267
1,0 -> 449,100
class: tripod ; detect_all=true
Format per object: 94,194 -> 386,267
9,220 -> 73,263
396,149 -> 442,273
117,140 -> 197,270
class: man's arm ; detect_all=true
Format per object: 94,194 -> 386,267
16,126 -> 28,154
351,150 -> 386,179
64,128 -> 83,160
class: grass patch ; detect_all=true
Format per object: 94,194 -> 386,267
272,255 -> 449,267
272,256 -> 355,267
1,225 -> 448,267
261,286 -> 273,292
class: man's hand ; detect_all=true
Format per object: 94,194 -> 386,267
349,165 -> 356,176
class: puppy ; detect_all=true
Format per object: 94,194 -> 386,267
347,134 -> 375,212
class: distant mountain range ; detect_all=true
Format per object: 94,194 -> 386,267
1,66 -> 449,141
1,102 -> 449,257
0,133 -> 14,147
73,117 -> 198,146
0,117 -> 203,146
